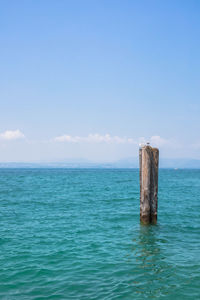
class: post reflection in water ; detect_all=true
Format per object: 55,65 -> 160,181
129,225 -> 175,299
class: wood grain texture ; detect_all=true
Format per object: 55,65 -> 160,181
139,146 -> 159,224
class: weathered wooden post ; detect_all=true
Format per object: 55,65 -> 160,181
139,145 -> 159,224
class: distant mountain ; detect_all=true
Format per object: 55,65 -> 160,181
0,162 -> 101,168
113,157 -> 200,168
159,158 -> 200,169
113,157 -> 200,169
0,158 -> 200,168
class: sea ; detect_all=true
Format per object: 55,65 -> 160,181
0,168 -> 200,299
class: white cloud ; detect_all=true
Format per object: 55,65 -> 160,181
138,136 -> 175,148
54,133 -> 177,148
0,130 -> 25,140
54,135 -> 77,142
150,135 -> 169,147
54,133 -> 179,149
54,133 -> 136,144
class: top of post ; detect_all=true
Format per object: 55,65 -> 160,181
139,142 -> 151,149
139,142 -> 159,152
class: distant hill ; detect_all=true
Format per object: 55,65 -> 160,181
112,157 -> 200,169
1,157 -> 200,168
159,158 -> 200,169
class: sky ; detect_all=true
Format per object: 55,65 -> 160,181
0,0 -> 200,162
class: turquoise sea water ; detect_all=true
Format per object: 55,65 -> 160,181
0,169 -> 200,299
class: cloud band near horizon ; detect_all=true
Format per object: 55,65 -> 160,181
0,129 -> 176,148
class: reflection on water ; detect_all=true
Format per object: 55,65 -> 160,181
129,225 -> 177,298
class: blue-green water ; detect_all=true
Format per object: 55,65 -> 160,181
0,169 -> 200,299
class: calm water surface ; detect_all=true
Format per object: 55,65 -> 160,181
0,169 -> 200,299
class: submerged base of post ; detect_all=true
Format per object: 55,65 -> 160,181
140,214 -> 157,225
139,145 -> 159,225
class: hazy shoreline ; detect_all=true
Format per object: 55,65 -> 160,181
1,158 -> 200,169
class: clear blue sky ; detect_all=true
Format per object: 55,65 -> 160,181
0,0 -> 200,162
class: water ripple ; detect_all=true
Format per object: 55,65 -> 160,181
0,169 -> 200,299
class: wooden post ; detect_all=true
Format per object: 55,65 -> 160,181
139,145 -> 159,224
